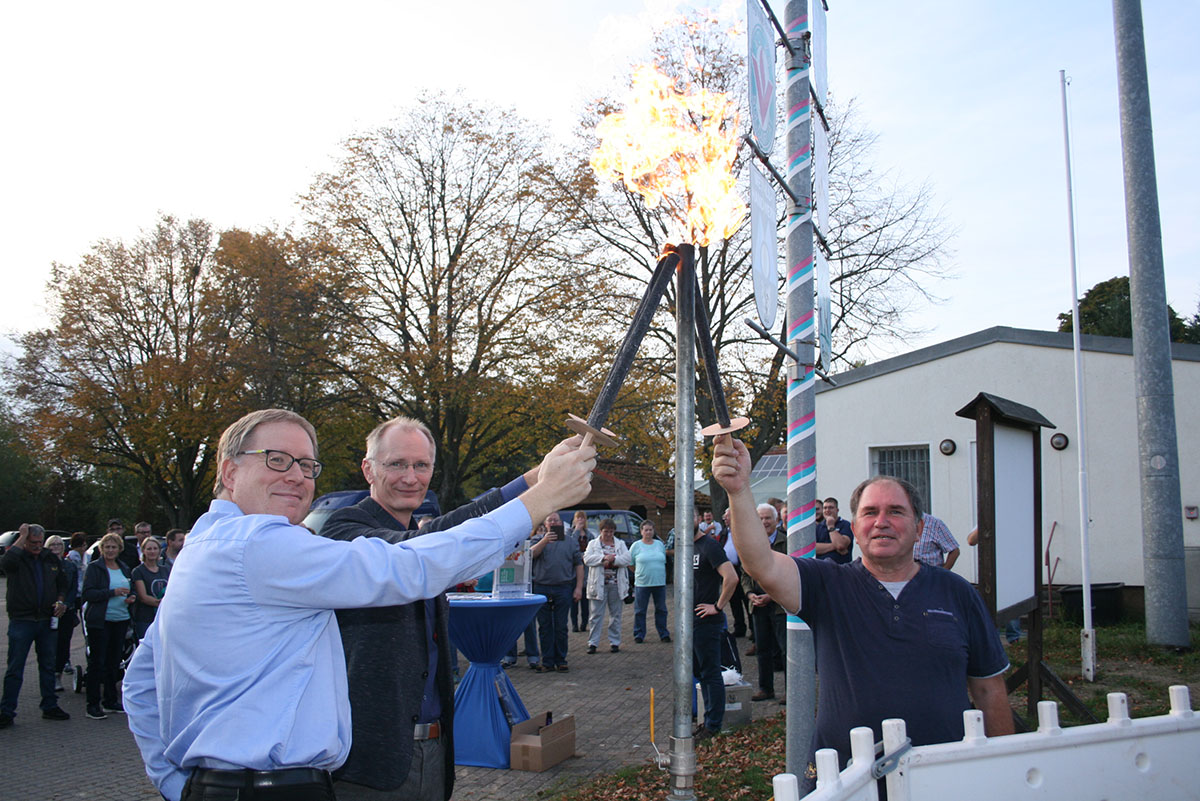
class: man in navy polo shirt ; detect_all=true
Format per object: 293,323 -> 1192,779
711,435 -> 1012,787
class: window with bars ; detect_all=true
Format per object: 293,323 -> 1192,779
870,445 -> 931,511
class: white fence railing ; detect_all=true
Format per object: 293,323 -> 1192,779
771,686 -> 1199,801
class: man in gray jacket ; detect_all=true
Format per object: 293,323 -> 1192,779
323,416 -> 566,801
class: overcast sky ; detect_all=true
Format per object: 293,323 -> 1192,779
3,0 -> 1196,359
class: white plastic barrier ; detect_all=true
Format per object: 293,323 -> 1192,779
772,686 -> 1200,801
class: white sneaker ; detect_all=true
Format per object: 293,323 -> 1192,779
63,663 -> 74,675
54,674 -> 64,692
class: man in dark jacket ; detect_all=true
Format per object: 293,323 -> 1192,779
1,524 -> 70,726
323,416 -> 554,801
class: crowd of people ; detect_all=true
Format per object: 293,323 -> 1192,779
3,406 -> 1009,801
1,518 -> 185,727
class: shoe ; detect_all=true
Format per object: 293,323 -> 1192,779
0,713 -> 12,729
634,637 -> 644,643
610,644 -> 620,653
587,645 -> 597,654
54,674 -> 64,692
102,702 -> 124,714
556,664 -> 569,672
661,635 -> 672,643
694,726 -> 718,742
751,690 -> 775,702
530,663 -> 545,672
43,707 -> 70,721
86,705 -> 107,720
500,660 -> 516,668
745,645 -> 757,656
779,696 -> 786,705
63,663 -> 74,675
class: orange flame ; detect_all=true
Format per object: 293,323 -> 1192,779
591,65 -> 746,248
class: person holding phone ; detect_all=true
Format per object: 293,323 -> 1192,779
530,512 -> 584,672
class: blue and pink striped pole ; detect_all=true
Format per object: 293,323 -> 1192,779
783,0 -> 817,779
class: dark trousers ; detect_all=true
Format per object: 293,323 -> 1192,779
534,582 -> 573,667
86,618 -> 128,707
729,581 -> 749,636
692,616 -> 725,732
182,769 -> 336,801
570,596 -> 589,631
55,608 -> 78,673
752,608 -> 786,695
632,585 -> 669,640
2,618 -> 58,715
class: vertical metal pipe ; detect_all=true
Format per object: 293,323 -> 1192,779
1111,0 -> 1191,648
1060,70 -> 1097,680
783,0 -> 817,779
668,243 -> 698,801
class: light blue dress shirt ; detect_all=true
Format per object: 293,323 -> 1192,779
123,497 -> 532,801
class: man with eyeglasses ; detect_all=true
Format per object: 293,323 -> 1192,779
321,416 -> 557,801
122,409 -> 595,801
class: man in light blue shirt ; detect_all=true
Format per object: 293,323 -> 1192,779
123,409 -> 595,801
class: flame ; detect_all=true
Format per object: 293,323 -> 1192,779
591,65 -> 746,247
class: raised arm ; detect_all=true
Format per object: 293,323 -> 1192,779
711,435 -> 800,614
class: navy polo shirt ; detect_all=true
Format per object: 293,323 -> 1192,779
793,557 -> 1008,768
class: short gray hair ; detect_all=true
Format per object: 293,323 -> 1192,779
756,503 -> 779,523
214,409 -> 318,495
364,415 -> 436,461
27,524 -> 46,540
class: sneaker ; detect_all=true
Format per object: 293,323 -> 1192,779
43,707 -> 70,721
694,726 -> 718,742
63,662 -> 74,675
587,645 -> 597,654
530,663 -> 545,672
661,635 -> 672,643
54,674 -> 64,692
86,705 -> 107,720
610,644 -> 620,653
0,713 -> 12,729
102,702 -> 124,715
500,659 -> 516,668
634,637 -> 644,643
556,664 -> 569,673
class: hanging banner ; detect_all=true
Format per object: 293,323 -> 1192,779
813,0 -> 828,103
747,0 -> 777,155
814,120 -> 831,366
750,163 -> 779,328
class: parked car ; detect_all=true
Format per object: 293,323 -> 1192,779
555,509 -> 646,547
0,529 -> 72,556
302,490 -> 441,536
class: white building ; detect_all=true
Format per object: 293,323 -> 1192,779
755,326 -> 1199,614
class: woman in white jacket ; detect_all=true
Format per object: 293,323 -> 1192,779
583,518 -> 631,653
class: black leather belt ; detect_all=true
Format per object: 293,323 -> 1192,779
190,767 -> 333,790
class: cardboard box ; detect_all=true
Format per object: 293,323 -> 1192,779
510,710 -> 576,772
723,681 -> 753,727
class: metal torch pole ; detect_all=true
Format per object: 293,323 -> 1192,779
668,243 -> 698,801
783,0 -> 817,779
1112,0 -> 1191,648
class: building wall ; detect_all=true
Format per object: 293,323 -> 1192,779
814,338 -> 1200,590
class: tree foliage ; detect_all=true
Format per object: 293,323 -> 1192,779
566,14 -> 953,509
1057,275 -> 1194,342
10,216 -> 233,526
303,93 -> 607,506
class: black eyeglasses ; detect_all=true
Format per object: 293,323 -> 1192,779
237,449 -> 323,479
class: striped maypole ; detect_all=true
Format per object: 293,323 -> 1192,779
783,0 -> 817,781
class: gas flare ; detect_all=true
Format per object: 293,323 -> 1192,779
591,65 -> 746,247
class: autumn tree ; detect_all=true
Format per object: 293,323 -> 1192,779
565,14 -> 952,507
302,92 -> 609,506
1057,275 -> 1191,342
10,216 -> 234,526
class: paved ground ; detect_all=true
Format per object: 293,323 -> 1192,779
1,580 -> 781,800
